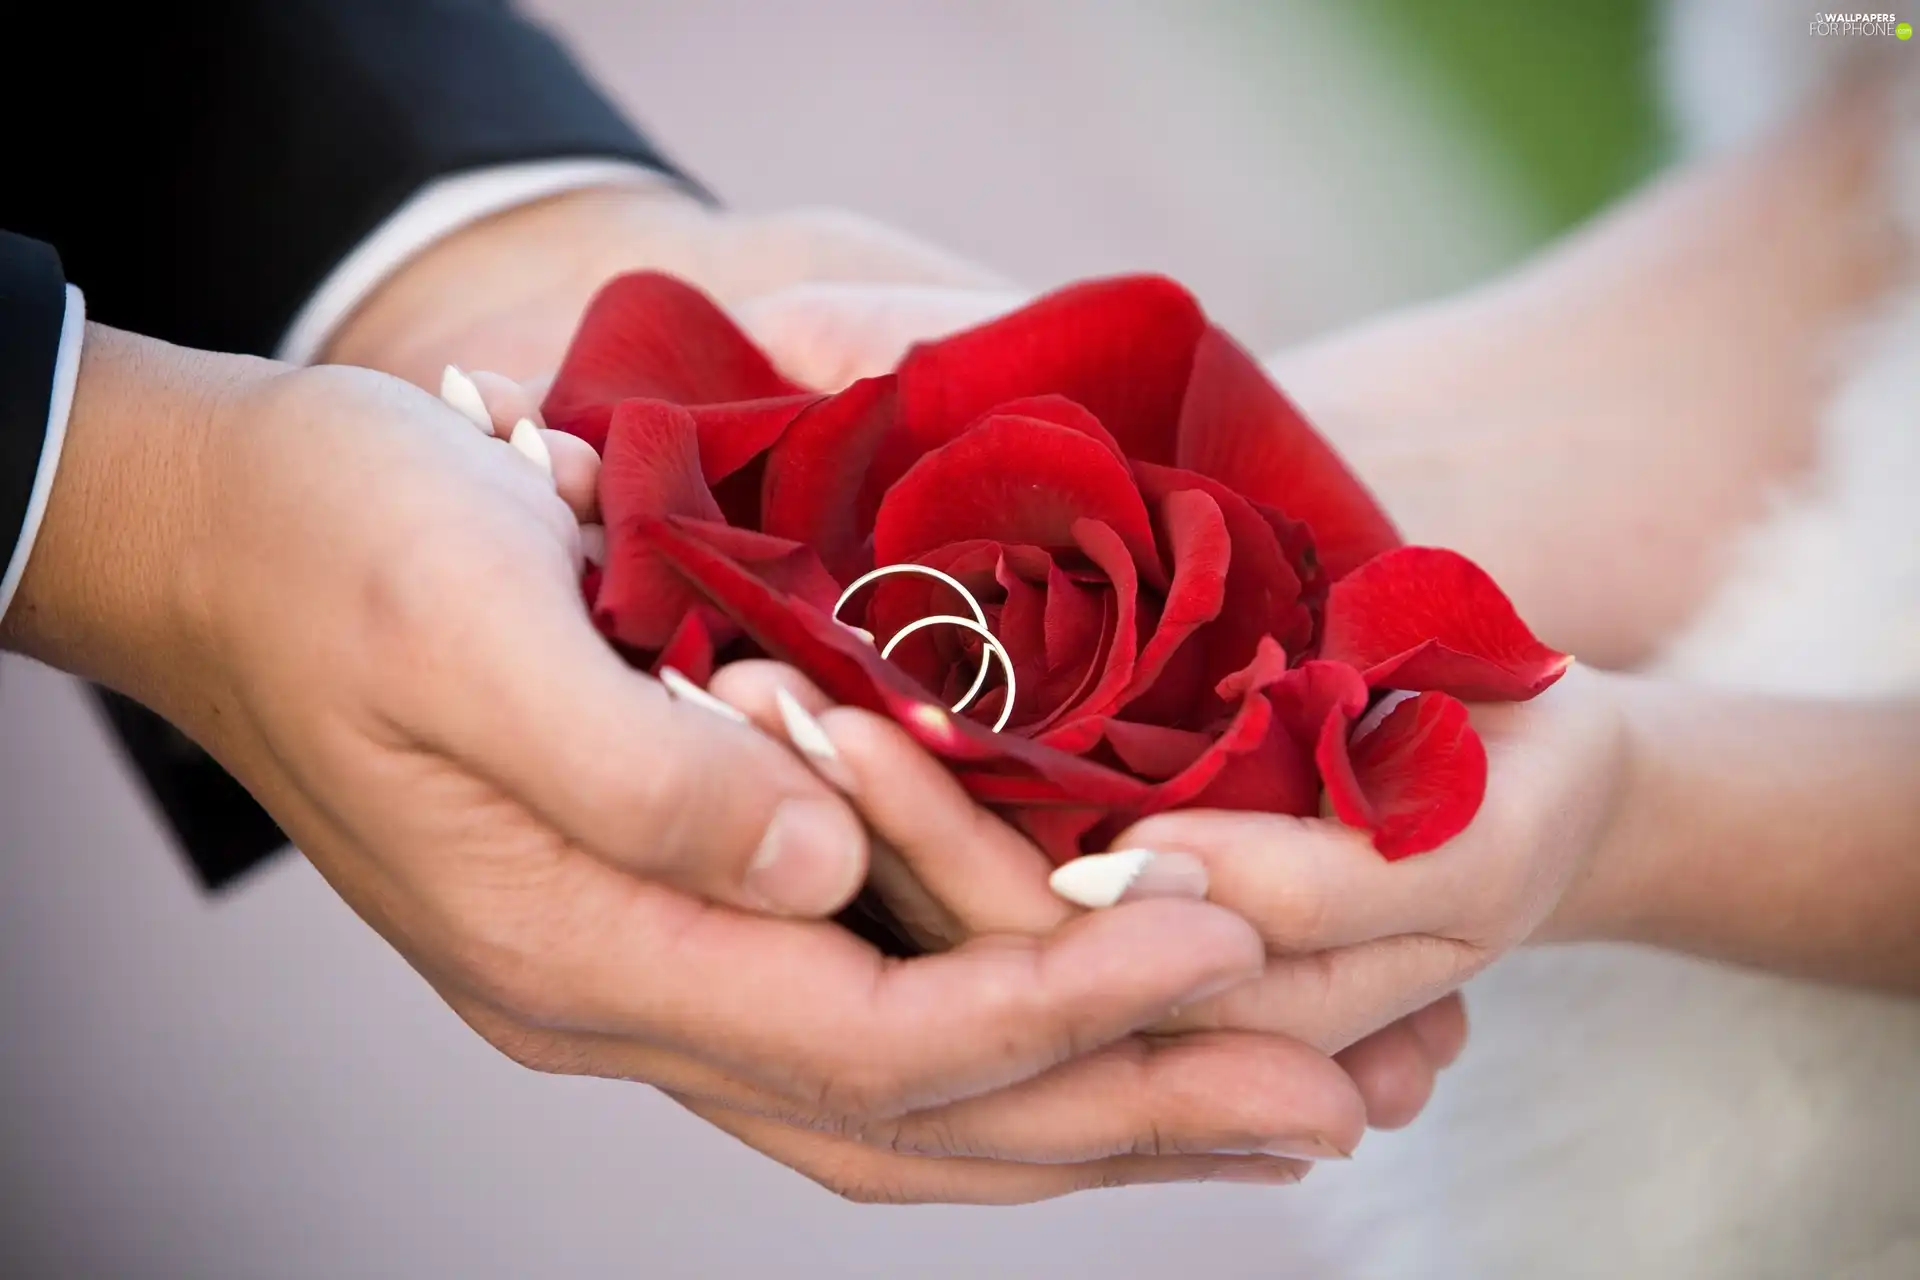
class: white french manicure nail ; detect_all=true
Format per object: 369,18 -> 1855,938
659,666 -> 748,724
775,686 -> 856,792
510,419 -> 554,479
440,365 -> 493,434
1049,849 -> 1208,909
579,522 -> 606,567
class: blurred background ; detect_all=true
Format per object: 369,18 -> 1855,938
0,2 -> 1666,1275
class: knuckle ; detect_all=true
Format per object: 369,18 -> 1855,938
1252,875 -> 1335,948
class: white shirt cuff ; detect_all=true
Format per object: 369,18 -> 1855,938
0,284 -> 86,624
274,158 -> 676,365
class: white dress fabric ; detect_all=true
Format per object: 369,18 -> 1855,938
1310,6 -> 1920,1275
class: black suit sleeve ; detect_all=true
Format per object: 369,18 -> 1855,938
2,0 -> 693,359
0,233 -> 69,604
2,2 -> 697,890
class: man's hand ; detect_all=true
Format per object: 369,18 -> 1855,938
321,184 -> 1010,390
4,326 -> 1386,1203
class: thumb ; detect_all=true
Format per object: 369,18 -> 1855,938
419,555 -> 869,918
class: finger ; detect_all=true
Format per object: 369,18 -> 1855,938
678,1099 -> 1305,1205
1407,991 -> 1470,1069
1334,1019 -> 1438,1131
1160,932 -> 1487,1053
1104,809 -> 1477,951
467,369 -> 545,433
387,544 -> 867,918
477,850 -> 1265,1119
545,430 -> 599,522
453,995 -> 1361,1165
709,661 -> 1072,937
465,369 -> 597,519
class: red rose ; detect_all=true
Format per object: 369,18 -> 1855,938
542,273 -> 1569,861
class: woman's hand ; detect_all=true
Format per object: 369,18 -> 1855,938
710,661 -> 1473,1135
1098,666 -> 1628,1053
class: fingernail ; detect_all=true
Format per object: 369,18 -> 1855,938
774,687 -> 857,792
510,419 -> 554,479
747,798 -> 863,915
579,522 -> 606,567
1261,1133 -> 1353,1161
839,622 -> 876,646
659,666 -> 748,724
440,365 -> 493,433
1048,849 -> 1207,910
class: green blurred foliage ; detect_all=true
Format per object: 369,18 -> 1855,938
1346,0 -> 1672,235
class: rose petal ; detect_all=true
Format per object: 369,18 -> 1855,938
1319,547 -> 1572,701
1319,691 -> 1487,859
1176,326 -> 1399,580
543,272 -> 804,451
1122,487 -> 1229,702
594,401 -> 726,648
600,399 -> 726,526
1135,463 -> 1309,694
1103,720 -> 1213,779
652,610 -> 717,686
692,394 -> 822,484
874,416 -> 1165,587
895,275 -> 1207,465
977,395 -> 1128,462
1132,691 -> 1276,812
1050,519 -> 1140,721
1187,706 -> 1318,816
1012,808 -> 1108,864
1267,659 -> 1371,751
761,376 -> 898,581
1215,634 -> 1294,703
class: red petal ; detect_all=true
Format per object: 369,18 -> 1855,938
594,401 -> 726,648
691,394 -> 821,484
1267,660 -> 1370,752
1319,547 -> 1572,701
1319,692 -> 1487,860
980,395 -> 1127,462
1176,326 -> 1399,579
896,275 -> 1207,465
1135,463 -> 1308,697
1013,807 -> 1108,864
600,399 -> 725,526
1132,692 -> 1276,811
1215,634 -> 1293,703
1188,707 -> 1318,817
1051,519 -> 1140,721
1123,487 -> 1229,702
542,272 -> 804,451
1040,553 -> 1105,674
652,610 -> 717,685
760,376 -> 898,581
873,416 -> 1165,586
1103,720 -> 1213,779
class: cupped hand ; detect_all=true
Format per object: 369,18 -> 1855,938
709,662 -> 1471,1135
323,186 -> 1014,391
6,327 -> 1383,1204
1105,665 -> 1629,1053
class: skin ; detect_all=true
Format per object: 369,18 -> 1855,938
2,189 -> 1461,1205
